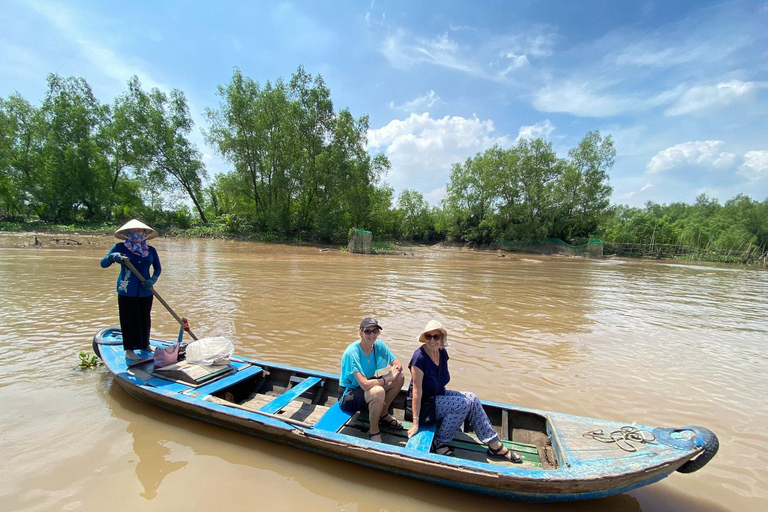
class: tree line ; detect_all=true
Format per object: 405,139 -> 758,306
1,68 -> 767,259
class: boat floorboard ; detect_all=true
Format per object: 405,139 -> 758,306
207,393 -> 543,467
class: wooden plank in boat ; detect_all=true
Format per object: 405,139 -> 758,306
259,377 -> 322,414
314,402 -> 354,432
153,360 -> 234,386
184,365 -> 264,396
405,423 -> 436,451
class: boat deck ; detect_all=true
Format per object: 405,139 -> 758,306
208,391 -> 545,468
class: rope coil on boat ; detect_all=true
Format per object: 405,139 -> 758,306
582,425 -> 656,452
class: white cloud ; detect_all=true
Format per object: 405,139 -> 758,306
380,25 -> 556,82
533,81 -> 642,117
423,186 -> 447,205
618,182 -> 654,200
382,30 -> 482,75
738,150 -> 768,180
665,80 -> 768,116
27,1 -> 165,91
646,140 -> 737,174
389,90 -> 441,112
516,119 -> 555,142
497,52 -> 529,79
367,113 -> 510,193
0,42 -> 46,82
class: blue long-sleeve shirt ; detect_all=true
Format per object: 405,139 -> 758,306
101,243 -> 161,297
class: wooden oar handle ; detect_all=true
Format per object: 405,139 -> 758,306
119,256 -> 199,341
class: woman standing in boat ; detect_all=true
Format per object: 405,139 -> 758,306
407,320 -> 522,461
100,219 -> 161,360
339,317 -> 405,442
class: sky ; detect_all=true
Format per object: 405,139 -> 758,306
2,0 -> 768,208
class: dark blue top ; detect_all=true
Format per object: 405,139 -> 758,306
100,243 -> 161,298
408,345 -> 450,402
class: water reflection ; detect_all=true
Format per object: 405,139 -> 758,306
104,384 -> 188,499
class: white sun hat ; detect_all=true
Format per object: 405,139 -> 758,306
416,319 -> 449,347
114,219 -> 158,240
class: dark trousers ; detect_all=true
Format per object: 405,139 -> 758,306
118,294 -> 154,350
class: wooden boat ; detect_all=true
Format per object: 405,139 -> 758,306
93,327 -> 718,502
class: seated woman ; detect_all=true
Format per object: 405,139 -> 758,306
406,320 -> 522,462
339,317 -> 405,442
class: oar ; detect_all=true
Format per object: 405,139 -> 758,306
118,256 -> 199,341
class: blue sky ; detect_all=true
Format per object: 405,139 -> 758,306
2,0 -> 768,208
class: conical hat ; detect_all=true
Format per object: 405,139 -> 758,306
114,219 -> 158,240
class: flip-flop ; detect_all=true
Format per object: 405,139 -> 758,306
379,414 -> 403,429
487,444 -> 523,463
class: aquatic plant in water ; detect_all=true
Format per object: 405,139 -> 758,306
77,351 -> 103,370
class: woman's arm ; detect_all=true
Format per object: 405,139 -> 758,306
407,366 -> 424,438
100,244 -> 121,268
353,371 -> 389,391
151,246 -> 162,279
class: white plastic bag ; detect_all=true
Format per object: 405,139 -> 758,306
185,337 -> 234,365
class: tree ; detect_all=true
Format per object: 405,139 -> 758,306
502,138 -> 563,239
118,77 -> 209,222
397,189 -> 434,241
206,66 -> 389,240
552,131 -> 615,240
0,93 -> 39,218
205,68 -> 292,230
444,148 -> 503,243
37,74 -> 112,221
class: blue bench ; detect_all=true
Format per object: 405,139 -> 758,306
314,402 -> 354,432
259,376 -> 322,414
405,422 -> 436,451
187,365 -> 263,396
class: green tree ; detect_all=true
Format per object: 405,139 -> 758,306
206,66 -> 389,240
37,74 -> 112,221
552,131 -> 615,240
205,68 -> 292,231
116,77 -> 209,222
503,138 -> 563,240
397,189 -> 435,241
0,93 -> 40,218
444,148 -> 502,243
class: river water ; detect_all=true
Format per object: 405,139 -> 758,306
0,233 -> 766,512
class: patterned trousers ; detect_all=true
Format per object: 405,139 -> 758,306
434,390 -> 500,446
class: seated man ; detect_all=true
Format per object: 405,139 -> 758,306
339,317 -> 405,442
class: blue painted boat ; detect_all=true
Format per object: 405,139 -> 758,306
93,327 -> 718,502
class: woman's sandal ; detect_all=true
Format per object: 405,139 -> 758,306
379,414 -> 403,430
487,444 -> 523,463
432,442 -> 455,457
368,432 -> 383,443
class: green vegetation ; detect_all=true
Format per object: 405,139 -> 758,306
2,68 -> 767,263
76,351 -> 102,370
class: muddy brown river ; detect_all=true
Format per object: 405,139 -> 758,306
0,233 -> 766,511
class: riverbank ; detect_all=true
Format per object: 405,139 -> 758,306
3,222 -> 766,266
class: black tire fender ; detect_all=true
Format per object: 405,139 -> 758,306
92,326 -> 123,360
677,426 -> 719,473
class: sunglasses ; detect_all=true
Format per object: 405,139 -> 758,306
363,328 -> 381,335
424,333 -> 442,341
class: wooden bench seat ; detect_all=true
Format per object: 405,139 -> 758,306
259,376 -> 322,414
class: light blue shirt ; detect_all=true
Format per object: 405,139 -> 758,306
340,339 -> 395,389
